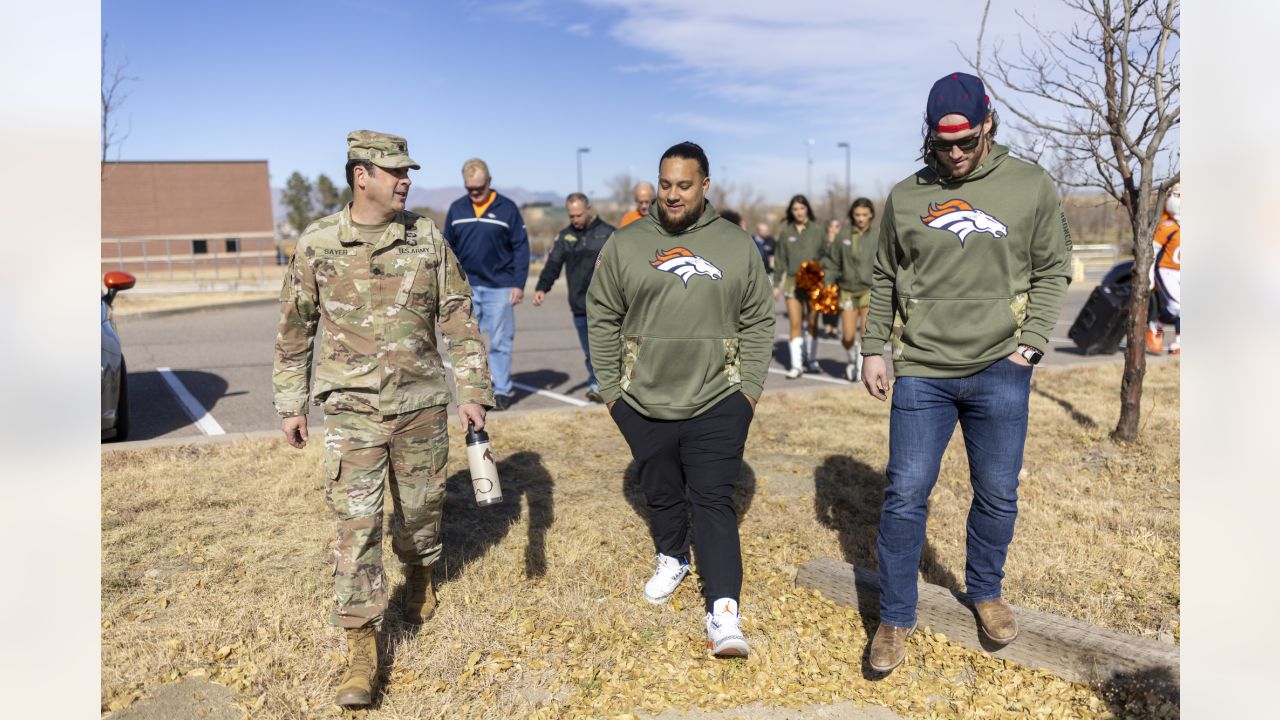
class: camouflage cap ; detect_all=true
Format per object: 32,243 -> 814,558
346,130 -> 421,170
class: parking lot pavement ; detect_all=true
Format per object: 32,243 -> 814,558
112,283 -> 1145,443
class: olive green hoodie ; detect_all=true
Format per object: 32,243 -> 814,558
772,220 -> 826,287
863,144 -> 1072,377
586,201 -> 775,420
821,225 -> 876,293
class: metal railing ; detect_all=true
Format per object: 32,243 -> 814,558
103,235 -> 281,285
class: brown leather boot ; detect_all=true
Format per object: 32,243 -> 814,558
402,564 -> 437,624
974,599 -> 1019,644
868,622 -> 916,673
334,626 -> 378,707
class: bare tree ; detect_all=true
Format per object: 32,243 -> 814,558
604,172 -> 637,208
970,0 -> 1179,442
101,34 -> 137,179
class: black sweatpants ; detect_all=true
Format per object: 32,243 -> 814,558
610,392 -> 755,611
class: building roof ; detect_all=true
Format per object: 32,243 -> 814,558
102,161 -> 274,238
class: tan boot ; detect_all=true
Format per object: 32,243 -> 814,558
974,599 -> 1018,644
868,622 -> 915,673
334,626 -> 378,707
402,564 -> 437,624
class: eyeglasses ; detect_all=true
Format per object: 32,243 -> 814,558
929,132 -> 984,153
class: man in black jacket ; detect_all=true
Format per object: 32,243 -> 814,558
533,192 -> 615,403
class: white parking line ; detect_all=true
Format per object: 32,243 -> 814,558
156,366 -> 225,436
511,381 -> 591,407
767,367 -> 853,385
442,361 -> 590,407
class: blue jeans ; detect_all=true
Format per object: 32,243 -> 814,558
876,358 -> 1033,627
571,314 -> 598,390
471,285 -> 515,396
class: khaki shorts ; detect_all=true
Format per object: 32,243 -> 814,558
781,276 -> 808,301
839,289 -> 870,311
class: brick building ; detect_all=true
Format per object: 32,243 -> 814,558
101,160 -> 276,281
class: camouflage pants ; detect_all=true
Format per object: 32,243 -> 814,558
323,406 -> 449,628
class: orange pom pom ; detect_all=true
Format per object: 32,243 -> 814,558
795,261 -> 825,292
812,284 -> 840,314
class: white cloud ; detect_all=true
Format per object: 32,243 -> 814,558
615,62 -> 682,74
579,0 -> 1080,117
566,22 -> 592,37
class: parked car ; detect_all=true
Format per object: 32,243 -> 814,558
102,271 -> 136,441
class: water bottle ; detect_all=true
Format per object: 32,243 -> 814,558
466,423 -> 503,507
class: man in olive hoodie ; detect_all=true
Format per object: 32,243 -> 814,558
587,141 -> 774,658
860,73 -> 1072,673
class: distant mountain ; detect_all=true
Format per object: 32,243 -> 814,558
271,185 -> 562,221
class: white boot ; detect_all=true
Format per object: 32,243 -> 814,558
786,338 -> 803,378
804,334 -> 820,373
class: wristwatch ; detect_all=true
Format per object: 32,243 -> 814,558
1017,344 -> 1043,366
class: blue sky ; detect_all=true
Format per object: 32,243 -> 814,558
103,0 -> 1096,203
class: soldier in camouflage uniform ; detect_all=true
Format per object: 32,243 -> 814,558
273,130 -> 494,708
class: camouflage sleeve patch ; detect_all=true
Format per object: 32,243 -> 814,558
436,234 -> 494,407
272,241 -> 320,414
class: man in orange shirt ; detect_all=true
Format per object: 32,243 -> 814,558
618,181 -> 655,227
1146,183 -> 1181,355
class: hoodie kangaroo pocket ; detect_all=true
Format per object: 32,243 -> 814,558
625,336 -> 729,409
900,297 -> 1019,366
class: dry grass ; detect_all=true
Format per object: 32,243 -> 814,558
102,361 -> 1179,719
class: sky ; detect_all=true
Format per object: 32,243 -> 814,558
102,0 -> 1124,204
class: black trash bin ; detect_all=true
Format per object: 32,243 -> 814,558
1069,261 -> 1135,355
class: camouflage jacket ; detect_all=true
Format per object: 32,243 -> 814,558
273,206 -> 494,416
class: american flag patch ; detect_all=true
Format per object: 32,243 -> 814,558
594,252 -> 603,267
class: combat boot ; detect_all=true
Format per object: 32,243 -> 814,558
402,564 -> 437,623
334,626 -> 378,707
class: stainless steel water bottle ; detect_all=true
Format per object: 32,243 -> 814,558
466,423 -> 503,507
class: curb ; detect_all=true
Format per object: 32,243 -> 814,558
113,297 -> 277,322
796,557 -> 1179,697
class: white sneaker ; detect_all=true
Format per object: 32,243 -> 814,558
784,367 -> 802,379
643,553 -> 689,604
706,598 -> 749,657
844,362 -> 856,382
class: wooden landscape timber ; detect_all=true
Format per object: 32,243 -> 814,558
796,556 -> 1179,698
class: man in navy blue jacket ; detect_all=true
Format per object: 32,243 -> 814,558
443,158 -> 530,409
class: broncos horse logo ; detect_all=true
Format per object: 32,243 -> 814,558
650,247 -> 723,287
920,199 -> 1008,246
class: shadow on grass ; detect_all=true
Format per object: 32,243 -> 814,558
379,451 -> 554,692
1097,665 -> 1180,717
437,450 -> 555,582
1031,382 -> 1098,428
812,454 -> 960,678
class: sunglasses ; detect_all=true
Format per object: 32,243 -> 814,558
929,132 -> 984,153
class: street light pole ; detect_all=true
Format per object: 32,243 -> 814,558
576,147 -> 590,193
805,138 -> 815,197
837,141 -> 851,207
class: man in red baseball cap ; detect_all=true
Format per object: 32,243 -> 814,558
859,72 -> 1073,673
